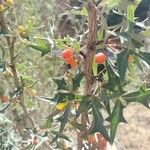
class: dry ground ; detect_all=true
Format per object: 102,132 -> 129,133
116,103 -> 150,150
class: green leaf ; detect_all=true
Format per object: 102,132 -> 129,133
138,51 -> 150,65
42,93 -> 85,103
0,46 -> 5,73
100,89 -> 111,114
106,60 -> 121,92
91,100 -> 110,142
111,31 -> 143,48
75,100 -> 91,119
106,100 -> 126,144
70,120 -> 85,131
29,38 -> 51,56
97,27 -> 104,41
0,46 -> 4,62
51,131 -> 71,142
72,7 -> 88,16
45,118 -> 53,128
51,92 -> 75,103
0,63 -> 5,73
117,49 -> 129,82
105,0 -> 120,8
51,106 -> 71,143
72,72 -> 84,91
53,78 -> 69,91
92,57 -> 98,76
130,37 -> 143,49
127,4 -> 136,22
122,83 -> 150,108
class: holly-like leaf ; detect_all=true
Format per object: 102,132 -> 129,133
50,92 -> 75,103
29,38 -> 51,56
72,72 -> 84,91
53,78 -> 69,91
100,89 -> 111,115
91,100 -> 110,142
106,100 -> 126,144
130,38 -> 143,49
75,100 -> 91,119
51,131 -> 71,142
138,51 -> 150,65
106,60 -> 121,92
122,83 -> 150,108
51,106 -> 71,143
117,49 -> 129,83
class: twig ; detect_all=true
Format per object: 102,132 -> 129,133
0,11 -> 34,128
78,1 -> 98,150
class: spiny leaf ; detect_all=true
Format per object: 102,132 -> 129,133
106,60 -> 121,92
117,49 -> 129,83
91,100 -> 110,142
29,38 -> 51,56
51,106 -> 71,143
106,100 -> 126,144
138,51 -> 150,65
51,92 -> 75,103
51,131 -> 71,142
75,100 -> 91,119
122,83 -> 150,108
100,89 -> 111,115
69,120 -> 85,131
53,78 -> 69,91
72,72 -> 84,91
130,37 -> 143,49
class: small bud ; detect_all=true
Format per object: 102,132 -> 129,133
6,0 -> 14,7
0,4 -> 4,13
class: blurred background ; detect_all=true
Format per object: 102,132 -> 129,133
0,0 -> 150,149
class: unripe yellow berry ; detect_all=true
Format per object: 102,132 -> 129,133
0,4 -> 4,13
6,0 -> 14,7
56,102 -> 68,111
17,26 -> 28,38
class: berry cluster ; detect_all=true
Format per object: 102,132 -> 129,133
62,49 -> 106,68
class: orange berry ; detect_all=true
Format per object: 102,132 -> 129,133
1,96 -> 9,103
87,135 -> 96,144
96,133 -> 107,150
65,56 -> 74,64
70,59 -> 78,69
62,49 -> 73,59
95,53 -> 106,64
128,55 -> 135,63
65,57 -> 78,69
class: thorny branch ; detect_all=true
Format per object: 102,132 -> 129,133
0,12 -> 34,128
78,1 -> 98,150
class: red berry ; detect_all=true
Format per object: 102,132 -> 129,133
62,49 -> 73,59
33,137 -> 40,145
95,53 -> 106,64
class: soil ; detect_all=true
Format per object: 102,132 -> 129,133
116,103 -> 150,150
